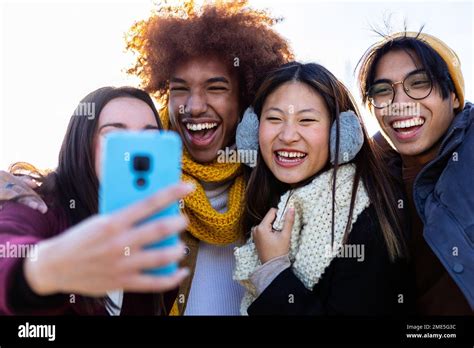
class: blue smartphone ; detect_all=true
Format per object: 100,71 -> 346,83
99,131 -> 182,276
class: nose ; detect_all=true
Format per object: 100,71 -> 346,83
392,81 -> 412,104
278,121 -> 301,144
185,91 -> 207,116
389,81 -> 414,116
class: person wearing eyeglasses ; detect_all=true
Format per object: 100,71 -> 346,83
358,31 -> 473,315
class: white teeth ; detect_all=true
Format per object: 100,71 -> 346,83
185,122 -> 218,131
276,151 -> 306,158
392,117 -> 425,129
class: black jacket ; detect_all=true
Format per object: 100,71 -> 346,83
248,206 -> 414,315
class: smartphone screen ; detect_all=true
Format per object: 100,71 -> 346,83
99,130 -> 182,276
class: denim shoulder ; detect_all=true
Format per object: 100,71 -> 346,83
423,102 -> 474,309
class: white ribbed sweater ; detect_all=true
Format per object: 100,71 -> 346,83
184,179 -> 245,315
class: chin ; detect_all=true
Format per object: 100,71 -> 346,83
187,146 -> 221,163
394,141 -> 429,157
273,172 -> 307,185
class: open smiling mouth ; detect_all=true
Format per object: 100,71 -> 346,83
182,120 -> 221,147
390,116 -> 426,140
274,150 -> 308,168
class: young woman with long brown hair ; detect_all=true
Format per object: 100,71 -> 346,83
0,86 -> 193,315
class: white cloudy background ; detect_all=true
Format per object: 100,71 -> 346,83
1,0 -> 472,169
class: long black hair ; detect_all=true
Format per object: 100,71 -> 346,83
51,86 -> 163,225
243,62 -> 407,261
10,86 -> 164,314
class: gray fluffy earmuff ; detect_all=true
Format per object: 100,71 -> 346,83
329,110 -> 364,165
236,107 -> 260,167
235,107 -> 364,167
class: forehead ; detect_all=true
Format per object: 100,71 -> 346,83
99,97 -> 156,125
171,55 -> 236,83
266,82 -> 325,107
374,49 -> 421,81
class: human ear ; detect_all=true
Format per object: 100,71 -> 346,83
452,92 -> 460,110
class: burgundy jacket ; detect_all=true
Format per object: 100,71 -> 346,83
0,201 -> 174,315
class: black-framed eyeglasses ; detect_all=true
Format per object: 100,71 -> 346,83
367,69 -> 433,109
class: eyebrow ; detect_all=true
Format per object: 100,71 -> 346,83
99,123 -> 159,131
263,107 -> 320,115
206,77 -> 230,84
170,77 -> 187,84
170,76 -> 230,84
263,107 -> 285,114
297,108 -> 319,114
373,68 -> 426,84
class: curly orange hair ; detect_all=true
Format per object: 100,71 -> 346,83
126,0 -> 293,109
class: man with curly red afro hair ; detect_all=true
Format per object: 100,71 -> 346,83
126,0 -> 293,315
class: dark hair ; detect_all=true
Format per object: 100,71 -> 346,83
243,62 -> 407,261
358,32 -> 456,104
126,0 -> 293,110
49,86 -> 162,225
9,86 -> 164,314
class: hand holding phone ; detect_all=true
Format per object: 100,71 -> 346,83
99,131 -> 183,276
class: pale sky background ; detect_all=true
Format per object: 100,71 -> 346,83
1,0 -> 473,169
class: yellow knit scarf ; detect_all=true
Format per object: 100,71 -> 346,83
170,152 -> 245,316
160,107 -> 246,315
158,107 -> 246,245
181,150 -> 245,245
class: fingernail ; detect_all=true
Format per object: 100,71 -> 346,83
178,268 -> 191,278
176,216 -> 188,228
28,201 -> 38,210
183,182 -> 195,192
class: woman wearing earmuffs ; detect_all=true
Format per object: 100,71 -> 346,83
233,62 -> 414,315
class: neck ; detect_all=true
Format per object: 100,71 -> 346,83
199,179 -> 232,214
401,140 -> 441,169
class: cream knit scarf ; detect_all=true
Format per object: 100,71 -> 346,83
233,164 -> 371,315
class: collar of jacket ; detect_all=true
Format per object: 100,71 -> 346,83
413,102 -> 473,216
412,102 -> 474,310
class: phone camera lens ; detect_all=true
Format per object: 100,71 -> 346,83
136,178 -> 146,187
133,156 -> 150,172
